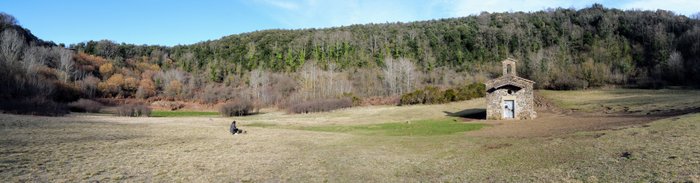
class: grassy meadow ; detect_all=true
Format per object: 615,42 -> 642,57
1,89 -> 699,182
251,119 -> 485,136
149,110 -> 219,117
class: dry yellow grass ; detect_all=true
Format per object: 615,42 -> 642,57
1,89 -> 699,182
539,89 -> 700,115
237,98 -> 486,125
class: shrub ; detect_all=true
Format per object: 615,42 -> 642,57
286,98 -> 352,114
455,83 -> 486,101
135,71 -> 157,99
68,99 -> 103,113
51,81 -> 82,103
422,86 -> 446,104
443,89 -> 456,102
363,96 -> 400,106
219,100 -> 254,116
123,77 -> 139,92
116,104 -> 151,117
0,97 -> 69,116
551,76 -> 587,90
399,90 -> 423,106
99,63 -> 114,78
342,93 -> 363,106
399,83 -> 486,106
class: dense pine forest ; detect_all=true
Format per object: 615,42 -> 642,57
1,4 -> 699,115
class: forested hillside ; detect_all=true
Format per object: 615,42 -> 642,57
1,4 -> 699,115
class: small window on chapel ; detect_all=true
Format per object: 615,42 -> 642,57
506,64 -> 512,75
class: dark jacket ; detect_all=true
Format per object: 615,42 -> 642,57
229,121 -> 238,134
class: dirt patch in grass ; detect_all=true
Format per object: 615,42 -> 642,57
464,112 -> 663,137
483,143 -> 512,149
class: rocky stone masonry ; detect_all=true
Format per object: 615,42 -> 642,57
484,58 -> 537,120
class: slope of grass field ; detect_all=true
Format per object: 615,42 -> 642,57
1,89 -> 699,182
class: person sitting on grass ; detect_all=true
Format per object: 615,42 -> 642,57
229,121 -> 245,135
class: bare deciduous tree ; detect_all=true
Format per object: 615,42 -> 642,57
383,57 -> 416,96
299,61 -> 319,99
665,50 -> 685,82
58,48 -> 74,82
294,61 -> 351,102
383,57 -> 397,95
76,75 -> 100,98
0,29 -> 26,63
249,68 -> 269,104
397,57 -> 416,94
22,46 -> 49,74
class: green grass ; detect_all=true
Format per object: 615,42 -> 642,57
150,110 -> 219,117
298,119 -> 484,136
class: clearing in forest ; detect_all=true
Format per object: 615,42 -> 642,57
1,89 -> 699,182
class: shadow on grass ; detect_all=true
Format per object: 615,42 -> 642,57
443,108 -> 486,120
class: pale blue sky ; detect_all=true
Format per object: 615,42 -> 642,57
0,0 -> 697,46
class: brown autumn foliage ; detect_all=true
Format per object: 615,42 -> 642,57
99,63 -> 115,79
35,65 -> 59,81
136,78 -> 157,99
362,96 -> 400,106
98,73 -> 124,97
135,62 -> 160,72
135,70 -> 158,99
73,52 -> 107,73
123,77 -> 139,92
